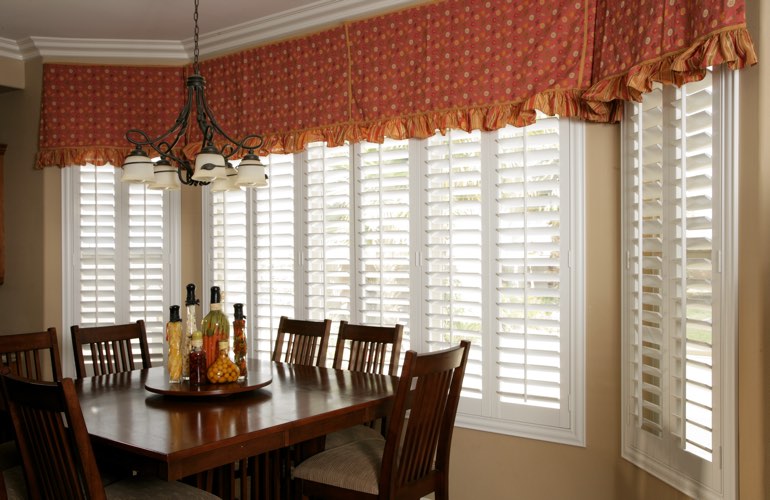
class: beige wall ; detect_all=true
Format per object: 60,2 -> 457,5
0,8 -> 766,499
0,56 -> 24,90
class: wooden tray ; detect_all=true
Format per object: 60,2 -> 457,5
144,359 -> 272,397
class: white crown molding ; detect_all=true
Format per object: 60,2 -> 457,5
0,37 -> 23,60
196,0 -> 424,57
27,37 -> 188,62
1,0 -> 424,62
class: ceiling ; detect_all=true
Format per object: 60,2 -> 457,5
0,0 -> 426,60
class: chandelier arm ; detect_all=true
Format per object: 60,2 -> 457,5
125,85 -> 196,166
194,85 -> 264,157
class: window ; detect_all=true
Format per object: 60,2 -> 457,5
204,119 -> 585,444
621,67 -> 737,499
62,165 -> 181,377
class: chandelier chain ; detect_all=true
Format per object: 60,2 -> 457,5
193,0 -> 200,74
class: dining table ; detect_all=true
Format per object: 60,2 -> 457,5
74,359 -> 398,499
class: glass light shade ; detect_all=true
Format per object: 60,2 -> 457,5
191,146 -> 226,181
235,154 -> 267,187
148,160 -> 181,191
210,164 -> 241,192
121,149 -> 154,184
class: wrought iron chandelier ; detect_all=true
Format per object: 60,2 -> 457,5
121,0 -> 266,191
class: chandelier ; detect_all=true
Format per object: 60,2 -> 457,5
120,0 -> 267,191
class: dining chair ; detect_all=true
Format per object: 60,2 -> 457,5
0,328 -> 64,499
272,316 -> 332,367
293,340 -> 470,500
0,371 -> 220,500
70,320 -> 152,378
332,321 -> 403,376
324,321 -> 404,450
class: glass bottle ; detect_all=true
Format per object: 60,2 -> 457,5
166,305 -> 183,383
232,303 -> 247,380
207,340 -> 239,384
201,286 -> 229,369
188,331 -> 207,386
182,283 -> 199,380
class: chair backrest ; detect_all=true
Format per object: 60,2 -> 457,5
379,340 -> 470,499
0,372 -> 106,500
70,320 -> 151,379
0,328 -> 62,382
272,316 -> 331,367
332,321 -> 403,376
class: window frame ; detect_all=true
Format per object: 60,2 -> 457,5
203,120 -> 585,446
620,67 -> 738,500
61,165 -> 181,378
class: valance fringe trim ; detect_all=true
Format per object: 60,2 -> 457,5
584,25 -> 757,106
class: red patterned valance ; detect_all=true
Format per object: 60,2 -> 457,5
36,0 -> 757,168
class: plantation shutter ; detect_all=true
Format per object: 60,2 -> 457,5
494,118 -> 569,426
424,129 -> 484,405
72,165 -> 174,369
355,138 -> 412,361
623,67 -> 727,496
210,188 -> 248,328
254,153 -> 296,359
304,142 -> 352,330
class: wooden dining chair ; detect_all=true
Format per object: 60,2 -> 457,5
324,321 -> 404,449
70,320 -> 152,378
0,371 -> 220,500
332,321 -> 403,376
0,328 -> 64,499
0,328 -> 62,383
272,316 -> 332,367
293,340 -> 470,500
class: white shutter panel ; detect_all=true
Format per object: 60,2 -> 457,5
210,188 -> 248,325
127,184 -> 166,364
355,138 -> 411,363
71,165 -> 174,369
495,119 -> 566,423
672,70 -> 719,469
78,165 -> 118,325
254,153 -> 296,359
305,142 -> 352,326
424,129 -> 484,400
623,67 -> 729,498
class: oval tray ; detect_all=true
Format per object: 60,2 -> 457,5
144,359 -> 272,397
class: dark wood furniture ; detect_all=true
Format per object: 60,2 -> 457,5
332,321 -> 403,376
0,328 -> 62,382
70,320 -> 152,378
0,372 -> 219,500
0,327 -> 63,486
293,340 -> 470,500
271,316 -> 331,367
73,359 -> 397,499
325,321 -> 404,448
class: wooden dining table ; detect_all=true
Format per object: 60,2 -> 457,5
74,359 -> 398,498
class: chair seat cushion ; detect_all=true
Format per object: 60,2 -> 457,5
293,437 -> 385,495
105,475 -> 221,499
325,424 -> 384,450
3,466 -> 26,500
